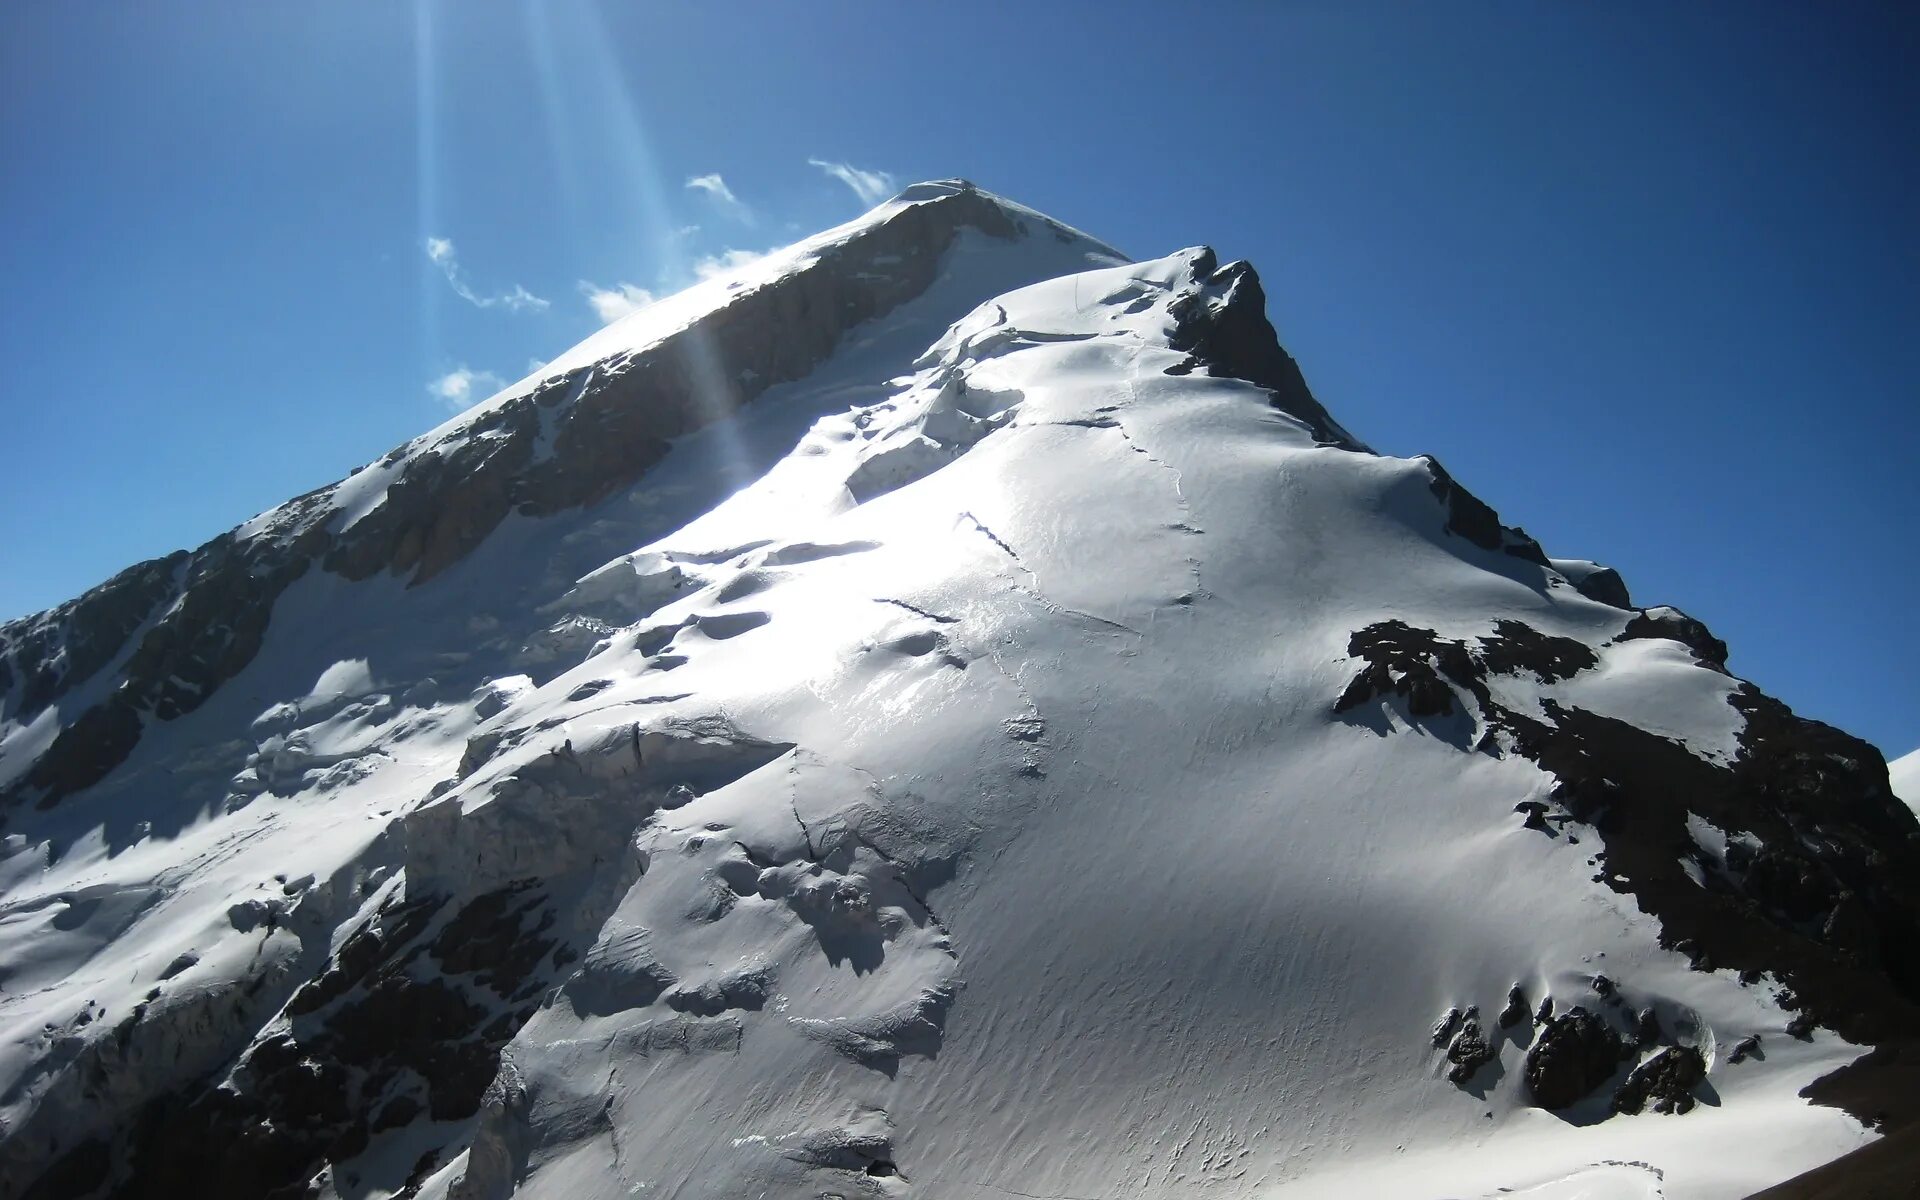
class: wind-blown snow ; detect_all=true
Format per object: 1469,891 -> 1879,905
0,187 -> 1882,1200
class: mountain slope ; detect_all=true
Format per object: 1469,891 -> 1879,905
2,183 -> 1916,1200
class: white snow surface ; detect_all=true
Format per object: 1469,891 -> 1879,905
1889,747 -> 1920,815
0,186 -> 1873,1199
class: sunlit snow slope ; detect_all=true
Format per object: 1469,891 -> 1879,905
2,182 -> 1917,1200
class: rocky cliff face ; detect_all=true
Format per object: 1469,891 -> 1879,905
1,184 -> 1914,1200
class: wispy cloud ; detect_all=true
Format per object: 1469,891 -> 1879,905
685,173 -> 737,206
685,173 -> 751,223
424,236 -> 549,312
692,248 -> 771,281
807,158 -> 896,206
426,365 -> 505,410
578,280 -> 656,324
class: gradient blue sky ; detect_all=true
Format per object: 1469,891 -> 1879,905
2,3 -> 1914,757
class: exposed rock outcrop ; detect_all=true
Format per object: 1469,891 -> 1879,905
1444,1013 -> 1496,1085
1499,985 -> 1532,1029
1616,605 -> 1729,669
1525,1008 -> 1627,1109
1340,610 -> 1920,1132
1417,456 -> 1550,565
1613,1045 -> 1707,1115
1165,251 -> 1361,451
1551,558 -> 1634,608
0,550 -> 186,719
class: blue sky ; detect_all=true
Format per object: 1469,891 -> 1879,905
2,3 -> 1914,757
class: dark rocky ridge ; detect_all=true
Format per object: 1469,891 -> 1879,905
1419,456 -> 1551,565
0,552 -> 186,718
0,183 -> 1056,817
1618,605 -> 1729,668
1557,560 -> 1633,609
1165,251 -> 1362,451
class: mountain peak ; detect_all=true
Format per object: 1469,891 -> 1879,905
4,188 -> 1917,1200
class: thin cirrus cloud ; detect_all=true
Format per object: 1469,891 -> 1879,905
578,280 -> 657,324
424,236 -> 550,312
685,173 -> 752,223
426,365 -> 505,411
807,158 -> 896,206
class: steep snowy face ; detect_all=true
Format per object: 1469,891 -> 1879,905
2,185 -> 1917,1200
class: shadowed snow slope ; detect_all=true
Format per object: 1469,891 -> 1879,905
2,182 -> 1917,1200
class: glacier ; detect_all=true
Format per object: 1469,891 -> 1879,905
1,181 -> 1916,1200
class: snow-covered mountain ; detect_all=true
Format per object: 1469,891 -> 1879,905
3,181 -> 1916,1200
